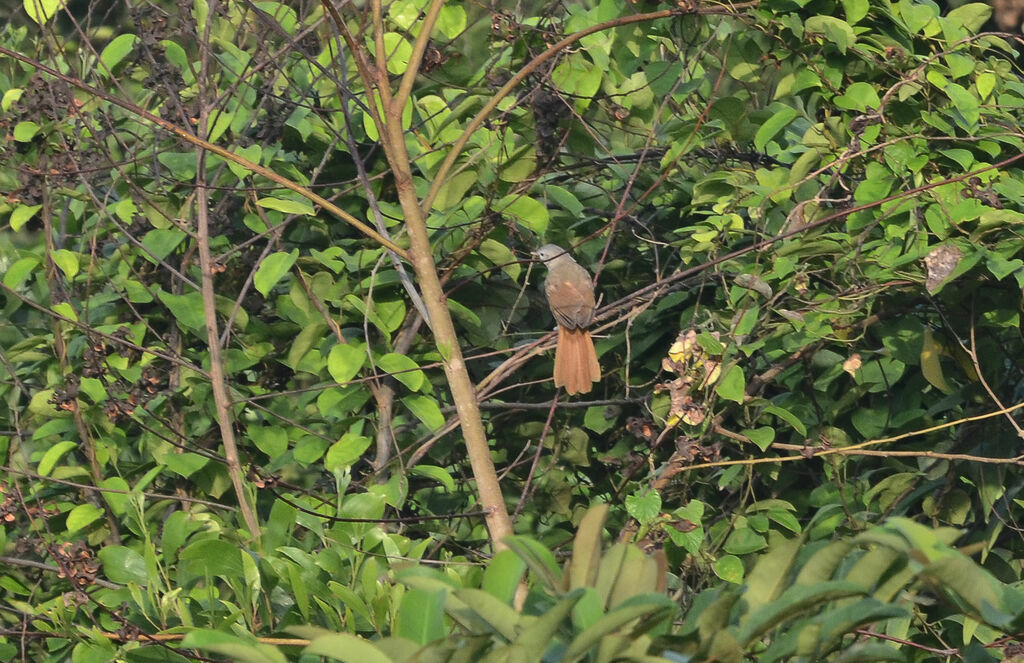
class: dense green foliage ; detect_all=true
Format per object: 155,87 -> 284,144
2,0 -> 1024,660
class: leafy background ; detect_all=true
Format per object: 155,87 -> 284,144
2,0 -> 1024,660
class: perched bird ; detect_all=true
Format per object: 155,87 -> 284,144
534,244 -> 601,395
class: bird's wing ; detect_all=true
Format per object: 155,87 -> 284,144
545,263 -> 595,329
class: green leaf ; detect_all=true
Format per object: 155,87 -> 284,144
563,595 -> 675,659
946,3 -> 992,32
944,82 -> 979,126
381,32 -> 413,75
552,54 -> 603,105
762,405 -> 807,436
157,290 -> 206,331
805,16 -> 856,53
255,197 -> 315,215
737,581 -> 867,645
376,353 -> 424,391
408,465 -> 455,491
163,452 -> 210,478
249,426 -> 288,458
404,394 -> 444,431
98,545 -> 149,585
13,121 -> 39,142
754,107 -> 798,151
327,343 -> 366,384
625,491 -> 662,525
228,144 -> 262,178
396,588 -> 446,645
182,630 -> 288,663
716,364 -> 746,403
430,171 -> 478,211
1,88 -> 23,112
724,527 -> 767,555
478,238 -> 522,280
100,34 -> 139,71
156,152 -> 197,179
437,4 -> 467,38
325,432 -> 372,471
37,440 -> 77,476
65,503 -> 104,533
503,536 -> 563,591
496,194 -> 548,234
303,634 -> 393,663
743,426 -> 775,451
10,204 -> 42,231
714,555 -> 744,583
842,0 -> 868,24
3,256 -> 40,289
253,250 -> 298,296
976,72 -> 996,100
141,228 -> 187,263
179,539 -> 244,579
23,0 -> 66,24
482,549 -> 528,604
50,249 -> 79,280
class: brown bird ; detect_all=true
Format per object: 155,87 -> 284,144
535,244 -> 601,395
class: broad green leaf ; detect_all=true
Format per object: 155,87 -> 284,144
478,238 -> 522,280
325,432 -> 372,470
563,594 -> 675,659
376,353 -> 424,391
714,555 -> 744,584
303,634 -> 393,663
23,0 -> 66,25
382,32 -> 412,75
249,426 -> 288,458
4,256 -> 40,288
482,549 -> 528,604
98,545 -> 149,585
37,440 -> 77,476
754,107 -> 798,151
157,291 -> 206,331
503,536 -> 563,592
404,394 -> 444,431
50,249 -> 79,280
944,82 -> 979,126
742,532 -> 801,607
182,630 -> 288,663
946,3 -> 992,32
141,228 -> 187,263
625,491 -> 661,525
10,204 -> 42,231
738,581 -> 866,645
13,121 -> 39,142
100,34 -> 139,71
805,16 -> 856,53
327,343 -> 366,385
437,3 -> 467,38
762,405 -> 807,436
65,503 -> 104,533
254,250 -> 298,296
743,426 -> 775,451
408,466 -> 455,491
179,539 -> 244,579
842,0 -> 868,24
716,364 -> 746,403
163,452 -> 210,478
396,588 -> 446,645
256,197 -> 315,215
430,171 -> 477,211
496,194 -> 548,234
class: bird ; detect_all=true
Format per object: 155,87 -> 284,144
534,244 -> 601,395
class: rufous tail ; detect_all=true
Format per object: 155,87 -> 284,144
554,326 -> 601,395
